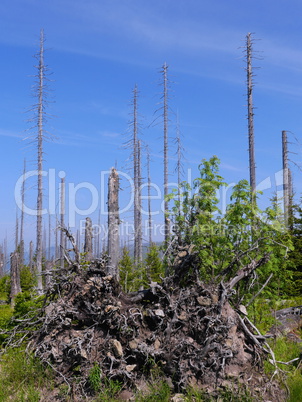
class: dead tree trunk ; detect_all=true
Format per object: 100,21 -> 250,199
175,114 -> 185,221
29,241 -> 34,273
10,251 -> 22,307
43,225 -> 47,259
19,159 -> 26,267
3,237 -> 7,274
282,130 -> 290,227
60,177 -> 65,270
137,139 -> 142,264
55,216 -> 59,261
246,33 -> 256,200
162,62 -> 170,244
84,217 -> 93,261
146,145 -> 152,246
107,168 -> 120,278
15,210 -> 19,251
35,29 -> 47,294
131,85 -> 141,266
76,229 -> 80,252
44,260 -> 52,290
0,246 -> 4,277
96,209 -> 101,258
48,214 -> 51,261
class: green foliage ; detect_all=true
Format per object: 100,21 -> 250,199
88,363 -> 102,393
169,157 -> 293,304
247,298 -> 277,334
0,274 -> 10,301
287,368 -> 302,402
215,385 -> 253,402
119,247 -> 158,291
0,304 -> 13,327
88,363 -> 122,401
13,292 -> 44,319
135,380 -> 171,402
263,337 -> 302,402
269,337 -> 301,366
96,378 -> 123,401
0,348 -> 53,401
287,201 -> 302,296
145,244 -> 164,283
20,265 -> 36,292
119,247 -> 135,292
0,304 -> 13,344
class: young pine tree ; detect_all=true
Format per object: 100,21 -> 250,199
145,244 -> 164,283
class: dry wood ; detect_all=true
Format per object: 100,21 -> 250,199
107,168 -> 120,278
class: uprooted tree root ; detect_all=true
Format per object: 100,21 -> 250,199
1,260 -> 287,401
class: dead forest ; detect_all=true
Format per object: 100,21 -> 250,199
0,30 -> 302,402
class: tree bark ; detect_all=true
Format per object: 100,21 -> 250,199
84,217 -> 93,261
107,168 -> 120,278
10,251 -> 22,306
35,29 -> 46,294
246,33 -> 256,199
60,177 -> 66,269
282,130 -> 290,227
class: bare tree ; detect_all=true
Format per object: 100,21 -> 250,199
175,113 -> 185,215
129,85 -> 142,265
95,209 -> 101,258
55,215 -> 59,261
84,217 -> 93,261
282,130 -> 290,226
15,210 -> 19,251
60,176 -> 65,270
48,214 -> 51,261
161,62 -> 170,244
19,159 -> 26,266
107,168 -> 120,278
3,237 -> 7,274
146,145 -> 153,246
137,139 -> 143,264
76,229 -> 80,252
30,29 -> 50,294
29,241 -> 34,273
10,252 -> 21,306
245,33 -> 256,199
0,246 -> 4,277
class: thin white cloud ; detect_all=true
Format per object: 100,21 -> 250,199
0,129 -> 23,138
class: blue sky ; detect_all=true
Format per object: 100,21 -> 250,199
1,0 -> 302,252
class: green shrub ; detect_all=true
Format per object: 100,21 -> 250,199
20,265 -> 36,292
0,275 -> 10,301
13,292 -> 44,318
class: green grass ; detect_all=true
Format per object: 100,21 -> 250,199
0,348 -> 54,401
287,367 -> 302,402
264,337 -> 302,402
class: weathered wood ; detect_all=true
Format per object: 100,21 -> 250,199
60,177 -> 66,270
162,62 -> 170,244
10,251 -> 22,306
35,29 -> 46,294
19,159 -> 26,266
282,130 -> 290,226
107,168 -> 120,278
246,33 -> 256,198
29,241 -> 34,273
84,217 -> 93,261
0,247 -> 4,277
